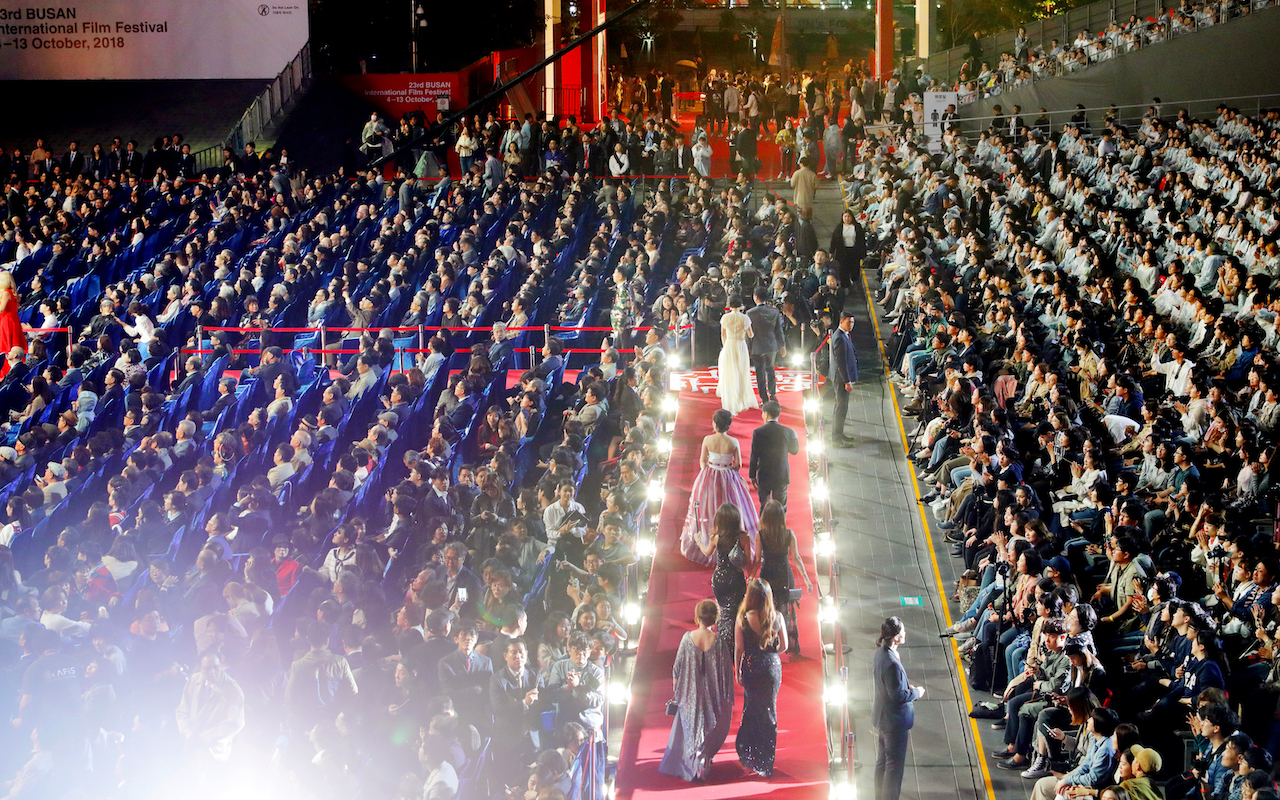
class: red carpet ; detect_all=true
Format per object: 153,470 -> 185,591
615,383 -> 828,800
670,109 -> 845,180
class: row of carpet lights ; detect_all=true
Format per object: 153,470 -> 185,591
803,393 -> 857,800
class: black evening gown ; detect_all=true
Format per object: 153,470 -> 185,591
736,614 -> 783,776
711,540 -> 746,645
759,536 -> 793,612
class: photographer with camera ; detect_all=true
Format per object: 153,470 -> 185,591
689,265 -> 728,367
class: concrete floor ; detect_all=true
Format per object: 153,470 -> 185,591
806,180 -> 998,800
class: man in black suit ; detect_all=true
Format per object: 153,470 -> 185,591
1007,104 -> 1026,139
488,638 -> 543,785
746,288 -> 786,404
830,312 -> 859,447
442,542 -> 484,618
61,141 -> 85,177
749,400 -> 799,510
734,122 -> 758,176
407,608 -> 456,698
120,140 -> 142,176
487,323 -> 514,366
672,133 -> 694,175
177,144 -> 197,180
437,620 -> 493,728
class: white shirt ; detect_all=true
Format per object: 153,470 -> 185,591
609,152 -> 630,178
41,611 -> 91,637
543,500 -> 587,553
1151,350 -> 1195,397
842,223 -> 857,248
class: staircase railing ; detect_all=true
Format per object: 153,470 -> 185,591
912,0 -> 1170,86
192,42 -> 312,172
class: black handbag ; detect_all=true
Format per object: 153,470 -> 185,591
666,700 -> 678,716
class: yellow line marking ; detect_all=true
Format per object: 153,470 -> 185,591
860,269 -> 999,800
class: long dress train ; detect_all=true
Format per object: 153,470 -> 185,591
736,614 -> 783,776
678,452 -> 760,567
717,309 -> 758,415
658,631 -> 734,781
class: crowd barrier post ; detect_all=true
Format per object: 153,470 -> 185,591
318,323 -> 327,367
196,324 -> 203,354
418,324 -> 426,356
690,323 -> 697,369
528,346 -> 536,369
66,326 -> 74,363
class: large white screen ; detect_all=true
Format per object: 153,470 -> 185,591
0,0 -> 308,80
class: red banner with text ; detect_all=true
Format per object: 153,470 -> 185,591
337,74 -> 467,119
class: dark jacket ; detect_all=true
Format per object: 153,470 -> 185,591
830,327 -> 858,384
872,644 -> 922,731
829,218 -> 867,274
745,303 -> 785,356
749,419 -> 799,489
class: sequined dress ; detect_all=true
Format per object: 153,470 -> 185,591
736,613 -> 783,776
658,631 -> 735,781
711,540 -> 747,646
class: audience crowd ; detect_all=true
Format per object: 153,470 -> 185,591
951,0 -> 1276,104
0,65 -> 877,798
851,78 -> 1280,800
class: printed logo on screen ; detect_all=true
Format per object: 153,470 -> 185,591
256,3 -> 300,15
258,4 -> 269,14
668,368 -> 813,394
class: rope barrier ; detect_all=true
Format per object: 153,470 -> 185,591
199,324 -> 656,334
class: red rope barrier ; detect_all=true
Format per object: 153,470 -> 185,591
563,348 -> 635,353
199,324 -> 660,334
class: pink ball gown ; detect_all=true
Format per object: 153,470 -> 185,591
678,451 -> 760,567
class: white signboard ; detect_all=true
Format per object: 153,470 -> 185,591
0,0 -> 308,80
922,90 -> 959,154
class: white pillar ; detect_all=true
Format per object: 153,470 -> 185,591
545,0 -> 558,112
916,0 -> 933,58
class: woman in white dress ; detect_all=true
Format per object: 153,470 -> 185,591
717,295 -> 758,415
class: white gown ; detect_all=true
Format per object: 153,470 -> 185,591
716,310 -> 758,415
